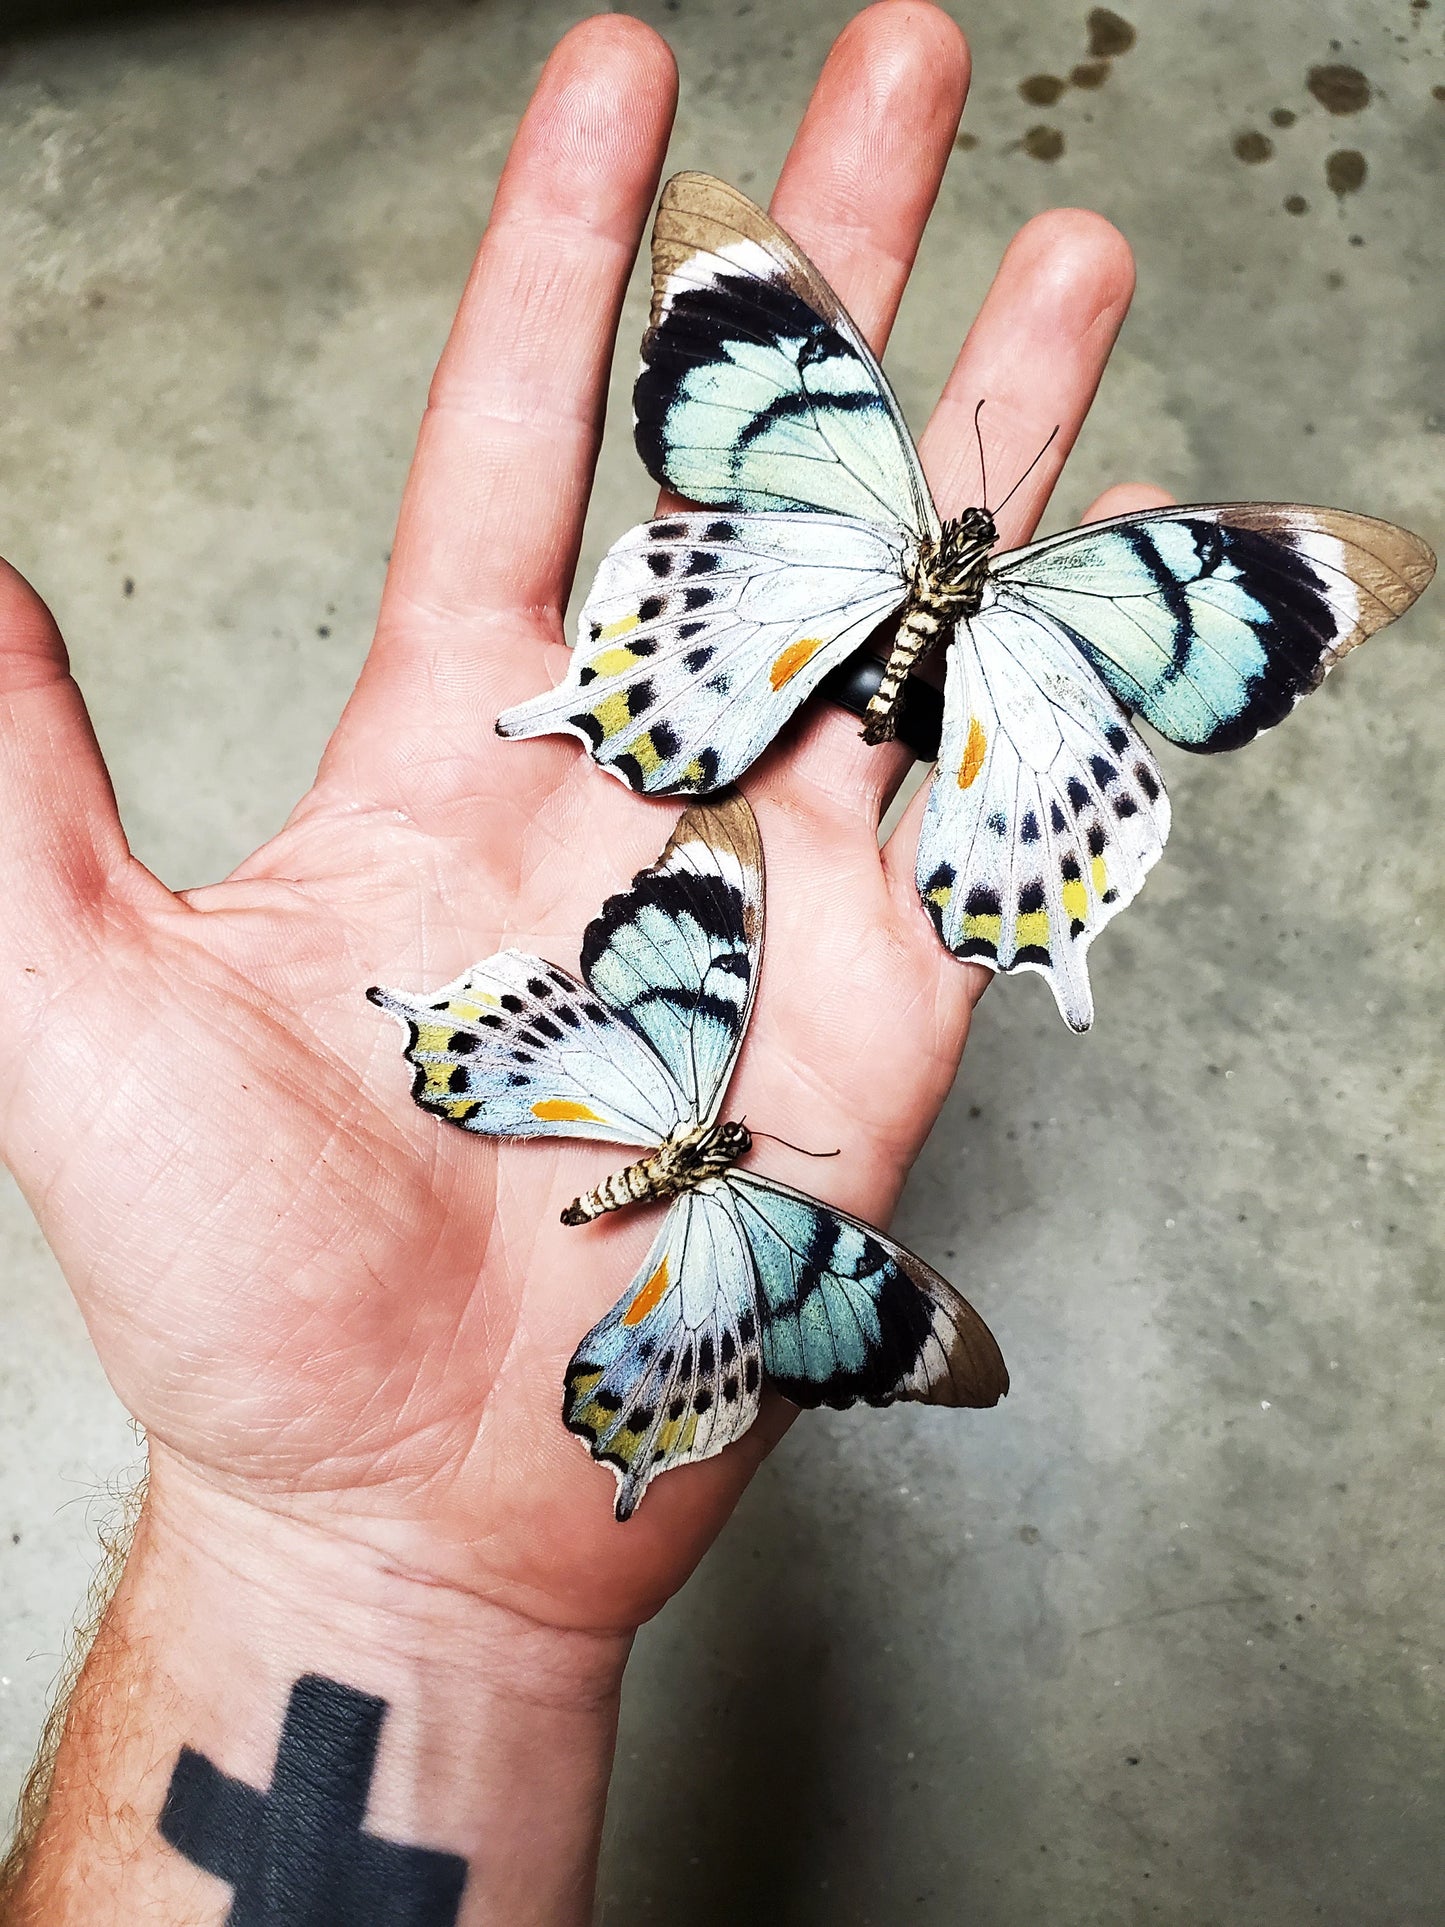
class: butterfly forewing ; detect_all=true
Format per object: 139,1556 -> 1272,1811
727,1172 -> 1009,1411
635,171 -> 937,535
366,952 -> 684,1146
496,511 -> 908,794
992,504 -> 1435,752
579,791 -> 763,1128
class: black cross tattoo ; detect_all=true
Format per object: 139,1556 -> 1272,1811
159,1673 -> 467,1924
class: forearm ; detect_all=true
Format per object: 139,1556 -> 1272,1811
2,1465 -> 630,1925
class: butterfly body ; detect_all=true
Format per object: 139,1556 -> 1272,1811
560,1118 -> 752,1225
862,507 -> 999,742
370,794 -> 1006,1519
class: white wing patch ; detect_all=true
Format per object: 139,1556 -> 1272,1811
497,512 -> 908,793
916,600 -> 1171,1031
366,951 -> 686,1146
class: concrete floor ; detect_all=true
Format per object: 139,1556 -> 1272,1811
0,1 -> 1441,1920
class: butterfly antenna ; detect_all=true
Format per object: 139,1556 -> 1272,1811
995,423 -> 1061,518
750,1128 -> 841,1160
973,398 -> 989,510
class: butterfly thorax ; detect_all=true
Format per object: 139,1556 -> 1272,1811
561,1120 -> 753,1226
861,509 -> 998,745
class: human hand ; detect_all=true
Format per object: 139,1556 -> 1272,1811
0,4 -> 1150,1656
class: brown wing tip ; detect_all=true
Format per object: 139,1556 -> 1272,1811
949,1311 -> 1010,1408
668,787 -> 762,865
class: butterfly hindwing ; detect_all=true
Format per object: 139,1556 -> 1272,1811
580,793 -> 764,1127
916,603 -> 1170,1032
727,1172 -> 1009,1411
993,504 -> 1435,752
564,1183 -> 764,1521
635,171 -> 936,534
496,511 -> 908,793
366,951 -> 684,1146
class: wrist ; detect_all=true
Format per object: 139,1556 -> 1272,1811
12,1456 -> 629,1924
144,1454 -> 632,1715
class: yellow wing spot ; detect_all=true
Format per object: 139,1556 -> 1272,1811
444,1099 -> 479,1121
769,635 -> 827,689
532,1098 -> 603,1123
1061,879 -> 1088,923
599,613 -> 642,642
1014,911 -> 1050,949
623,1256 -> 671,1327
958,717 -> 988,789
591,646 -> 643,678
682,757 -> 708,786
927,881 -> 953,910
413,1022 -> 453,1054
625,729 -> 666,777
592,690 -> 635,740
1091,855 -> 1108,899
964,913 -> 1002,947
447,994 -> 499,1018
570,1369 -> 602,1400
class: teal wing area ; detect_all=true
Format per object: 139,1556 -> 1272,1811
634,172 -> 936,536
579,794 -> 763,1128
991,504 -> 1435,752
726,1172 -> 1008,1410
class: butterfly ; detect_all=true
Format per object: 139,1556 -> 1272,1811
497,172 -> 1436,1032
367,792 -> 1007,1521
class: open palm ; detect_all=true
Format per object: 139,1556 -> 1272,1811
0,5 -> 1153,1640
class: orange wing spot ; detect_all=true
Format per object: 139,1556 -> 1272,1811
623,1256 -> 671,1327
531,1098 -> 602,1123
769,636 -> 826,690
958,717 -> 988,789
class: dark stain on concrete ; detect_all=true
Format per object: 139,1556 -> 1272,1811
1325,148 -> 1367,195
1285,194 -> 1309,214
1086,8 -> 1136,58
1433,84 -> 1445,103
953,130 -> 978,151
1070,60 -> 1110,89
1020,73 -> 1067,105
1234,130 -> 1274,163
1023,125 -> 1066,162
1307,65 -> 1371,115
1271,107 -> 1297,127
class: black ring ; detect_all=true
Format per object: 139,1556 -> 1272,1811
820,652 -> 943,763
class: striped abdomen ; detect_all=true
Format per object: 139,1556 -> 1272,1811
861,604 -> 947,745
562,1156 -> 667,1226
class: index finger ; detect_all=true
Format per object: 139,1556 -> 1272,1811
325,17 -> 678,805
